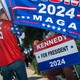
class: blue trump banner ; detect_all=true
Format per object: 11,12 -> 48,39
1,0 -> 80,39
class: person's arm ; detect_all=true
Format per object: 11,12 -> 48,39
33,40 -> 40,55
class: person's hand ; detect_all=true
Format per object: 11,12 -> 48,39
33,40 -> 39,55
34,40 -> 39,45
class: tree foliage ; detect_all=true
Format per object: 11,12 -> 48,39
22,26 -> 48,49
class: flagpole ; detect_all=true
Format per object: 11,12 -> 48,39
73,65 -> 80,80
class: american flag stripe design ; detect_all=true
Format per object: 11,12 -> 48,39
12,6 -> 37,10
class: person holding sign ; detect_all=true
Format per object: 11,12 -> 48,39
34,31 -> 76,80
0,8 -> 28,80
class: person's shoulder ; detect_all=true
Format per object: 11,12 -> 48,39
0,19 -> 12,31
0,19 -> 12,27
0,19 -> 12,24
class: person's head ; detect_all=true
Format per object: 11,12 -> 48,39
0,8 -> 8,20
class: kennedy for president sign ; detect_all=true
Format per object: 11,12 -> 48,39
1,0 -> 80,40
34,34 -> 80,71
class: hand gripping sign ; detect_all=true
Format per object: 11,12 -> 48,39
1,0 -> 80,40
34,34 -> 80,71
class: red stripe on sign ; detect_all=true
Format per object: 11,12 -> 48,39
16,20 -> 39,24
12,6 -> 36,10
34,34 -> 72,52
50,0 -> 62,3
77,14 -> 80,18
70,31 -> 80,36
